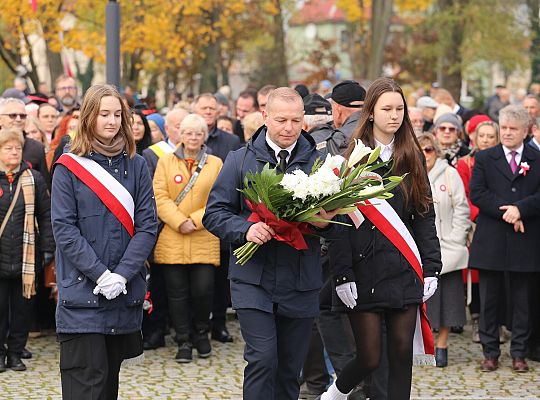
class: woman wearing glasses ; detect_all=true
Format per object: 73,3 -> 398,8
434,113 -> 470,166
418,133 -> 470,367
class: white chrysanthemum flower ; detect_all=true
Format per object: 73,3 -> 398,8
307,168 -> 342,198
280,169 -> 309,192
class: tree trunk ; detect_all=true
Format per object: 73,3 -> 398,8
272,0 -> 289,86
367,0 -> 393,80
437,0 -> 465,100
75,58 -> 94,93
45,43 -> 64,84
200,41 -> 219,93
528,0 -> 540,85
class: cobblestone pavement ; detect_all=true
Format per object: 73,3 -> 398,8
0,320 -> 539,399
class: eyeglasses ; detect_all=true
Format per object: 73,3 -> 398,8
422,146 -> 435,154
1,113 -> 27,120
438,126 -> 457,133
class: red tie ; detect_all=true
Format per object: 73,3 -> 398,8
184,158 -> 195,176
509,151 -> 517,174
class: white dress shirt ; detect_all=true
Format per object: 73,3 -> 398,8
265,135 -> 297,163
502,143 -> 524,167
374,137 -> 395,162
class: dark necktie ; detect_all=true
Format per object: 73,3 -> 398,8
509,151 -> 517,174
278,150 -> 289,173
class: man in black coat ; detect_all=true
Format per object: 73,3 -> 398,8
469,104 -> 540,373
203,88 -> 340,400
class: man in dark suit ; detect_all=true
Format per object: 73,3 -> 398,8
469,104 -> 540,373
203,88 -> 340,400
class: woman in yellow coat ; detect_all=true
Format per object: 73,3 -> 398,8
153,113 -> 222,363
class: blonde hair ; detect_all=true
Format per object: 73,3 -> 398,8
242,112 -> 264,141
416,133 -> 442,158
25,117 -> 49,149
0,128 -> 25,148
473,121 -> 499,151
180,114 -> 208,140
70,84 -> 135,157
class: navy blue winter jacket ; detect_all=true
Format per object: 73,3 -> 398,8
51,151 -> 158,334
203,127 -> 340,315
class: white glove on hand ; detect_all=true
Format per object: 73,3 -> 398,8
336,282 -> 357,309
93,270 -> 128,300
423,277 -> 438,302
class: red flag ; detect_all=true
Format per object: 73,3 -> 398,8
30,0 -> 37,12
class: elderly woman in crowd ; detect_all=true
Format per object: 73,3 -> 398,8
434,113 -> 470,166
456,116 -> 500,343
418,134 -> 470,367
25,117 -> 49,152
0,128 -> 54,372
153,113 -> 222,363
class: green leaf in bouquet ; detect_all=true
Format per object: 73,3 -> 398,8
376,192 -> 394,199
322,196 -> 363,211
363,159 -> 392,173
366,146 -> 381,165
311,157 -> 323,174
304,215 -> 352,226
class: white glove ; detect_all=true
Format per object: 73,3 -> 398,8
423,277 -> 438,302
336,282 -> 357,309
93,270 -> 127,300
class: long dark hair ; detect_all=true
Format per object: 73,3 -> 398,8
132,109 -> 152,155
345,77 -> 431,213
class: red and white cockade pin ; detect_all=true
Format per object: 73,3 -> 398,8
174,174 -> 183,184
519,162 -> 530,176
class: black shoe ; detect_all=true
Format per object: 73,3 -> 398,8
211,327 -> 233,343
435,347 -> 448,368
195,333 -> 212,358
450,326 -> 464,334
6,354 -> 26,371
143,332 -> 165,350
175,342 -> 192,363
0,356 -> 5,373
20,348 -> 32,359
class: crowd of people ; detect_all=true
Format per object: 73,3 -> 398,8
0,74 -> 539,400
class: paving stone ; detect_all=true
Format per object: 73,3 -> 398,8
0,319 -> 538,399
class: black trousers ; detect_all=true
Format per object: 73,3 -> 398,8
0,278 -> 32,356
212,249 -> 230,328
163,264 -> 214,343
237,308 -> 313,400
479,270 -> 532,359
59,333 -> 141,400
142,263 -> 168,339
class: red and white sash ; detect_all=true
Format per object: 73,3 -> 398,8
56,153 -> 135,237
350,199 -> 436,366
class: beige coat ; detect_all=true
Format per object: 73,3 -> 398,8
153,150 -> 222,266
429,158 -> 471,275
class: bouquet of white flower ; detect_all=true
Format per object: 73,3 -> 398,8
234,140 -> 405,265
